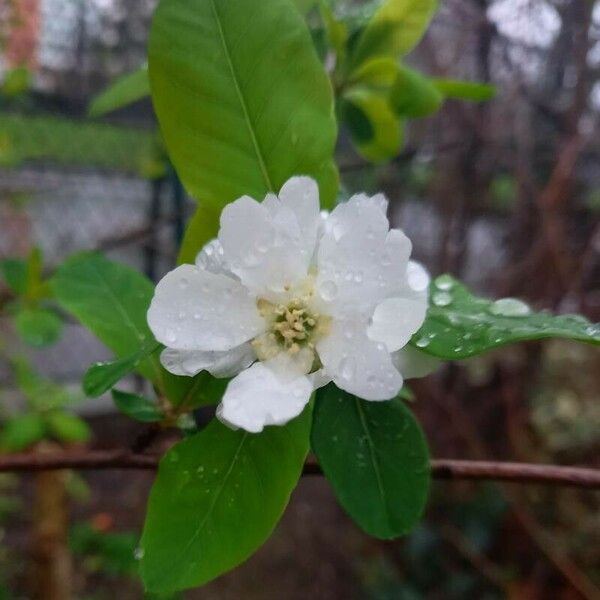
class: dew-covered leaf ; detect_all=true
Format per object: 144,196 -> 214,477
312,385 -> 430,539
140,409 -> 311,592
83,342 -> 160,398
411,275 -> 600,359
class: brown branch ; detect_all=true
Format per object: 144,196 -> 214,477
0,450 -> 599,489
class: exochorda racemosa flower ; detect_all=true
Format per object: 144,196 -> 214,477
147,176 -> 439,433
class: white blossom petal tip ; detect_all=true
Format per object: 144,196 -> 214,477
147,176 -> 435,432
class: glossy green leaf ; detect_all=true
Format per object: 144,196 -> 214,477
312,385 -> 430,539
390,65 -> 443,117
0,258 -> 27,294
140,410 -> 311,592
15,307 -> 63,347
177,203 -> 221,265
148,0 -> 338,209
52,252 -> 162,382
349,0 -> 436,69
46,411 -> 91,443
433,79 -> 496,102
88,66 -> 150,117
83,343 -> 160,398
411,275 -> 600,359
112,390 -> 163,423
1,413 -> 46,451
340,88 -> 403,161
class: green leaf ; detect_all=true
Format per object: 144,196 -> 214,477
88,66 -> 150,118
177,203 -> 221,265
293,0 -> 317,13
0,258 -> 27,294
390,64 -> 443,117
148,0 -> 338,209
312,385 -> 430,539
83,342 -> 160,398
340,88 -> 403,161
11,357 -> 75,411
52,252 -> 162,383
51,253 -> 202,408
1,413 -> 46,451
349,0 -> 436,69
433,79 -> 496,102
347,56 -> 398,90
46,411 -> 91,443
112,390 -> 163,423
320,1 -> 348,61
140,410 -> 311,592
412,275 -> 600,359
14,307 -> 63,347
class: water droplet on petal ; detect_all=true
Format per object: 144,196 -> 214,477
179,278 -> 189,290
165,330 -> 177,343
332,222 -> 345,241
319,280 -> 338,301
338,356 -> 356,381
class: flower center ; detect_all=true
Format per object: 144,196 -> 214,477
253,297 -> 330,362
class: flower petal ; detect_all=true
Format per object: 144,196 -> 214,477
218,194 -> 310,297
277,176 -> 320,256
367,295 -> 427,352
217,362 -> 312,433
315,195 -> 412,317
147,264 -> 264,352
160,343 -> 255,378
316,319 -> 403,401
195,239 -> 235,278
392,346 -> 440,379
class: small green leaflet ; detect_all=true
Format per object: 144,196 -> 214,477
112,390 -> 163,423
312,385 -> 430,539
83,342 -> 160,398
412,275 -> 600,359
15,307 -> 63,347
88,66 -> 150,118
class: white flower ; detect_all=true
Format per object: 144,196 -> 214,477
148,177 -> 438,433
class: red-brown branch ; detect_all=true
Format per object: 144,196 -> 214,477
0,450 -> 599,489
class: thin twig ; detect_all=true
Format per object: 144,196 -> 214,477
0,450 -> 599,489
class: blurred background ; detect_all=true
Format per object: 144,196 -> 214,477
0,0 -> 599,598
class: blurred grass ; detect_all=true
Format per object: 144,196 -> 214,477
0,114 -> 156,174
